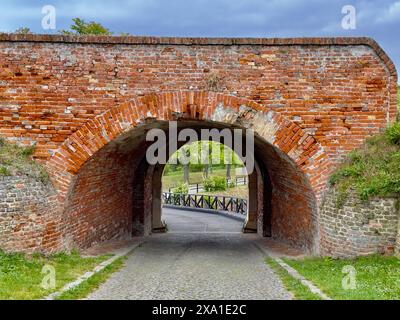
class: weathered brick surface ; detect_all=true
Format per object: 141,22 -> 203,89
60,143 -> 136,249
0,35 -> 396,164
0,176 -> 62,253
0,35 -> 397,254
320,188 -> 400,257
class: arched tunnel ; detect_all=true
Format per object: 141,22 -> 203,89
61,119 -> 318,253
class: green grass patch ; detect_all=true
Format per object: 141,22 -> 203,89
162,168 -> 245,191
202,185 -> 248,199
0,137 -> 49,182
0,250 -> 110,300
283,255 -> 400,300
56,256 -> 127,300
330,88 -> 400,203
266,258 -> 321,300
329,122 -> 400,202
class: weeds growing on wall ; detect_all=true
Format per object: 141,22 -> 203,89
330,89 -> 400,206
329,122 -> 400,205
0,137 -> 49,183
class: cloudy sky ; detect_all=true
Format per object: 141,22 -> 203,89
0,0 -> 398,75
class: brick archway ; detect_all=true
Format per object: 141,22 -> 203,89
48,91 -> 330,197
47,91 -> 331,252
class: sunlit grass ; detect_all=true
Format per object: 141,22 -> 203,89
56,256 -> 127,300
202,185 -> 248,199
0,250 -> 110,300
284,255 -> 400,300
162,168 -> 245,191
329,122 -> 400,202
266,258 -> 321,300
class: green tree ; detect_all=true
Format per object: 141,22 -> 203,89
14,27 -> 33,34
200,141 -> 212,179
180,146 -> 191,184
164,141 -> 245,183
60,18 -> 113,35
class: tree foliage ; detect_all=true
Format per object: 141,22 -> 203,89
164,141 -> 245,180
60,18 -> 113,35
13,18 -> 132,36
167,141 -> 243,167
14,27 -> 33,34
330,122 -> 400,201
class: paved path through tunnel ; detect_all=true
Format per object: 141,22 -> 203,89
88,208 -> 292,300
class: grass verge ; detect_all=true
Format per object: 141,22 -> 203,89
0,250 -> 110,300
283,255 -> 400,300
266,258 -> 321,300
56,256 -> 127,300
162,168 -> 245,191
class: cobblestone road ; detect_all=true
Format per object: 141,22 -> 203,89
88,208 -> 292,300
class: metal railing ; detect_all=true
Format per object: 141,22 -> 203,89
162,192 -> 247,215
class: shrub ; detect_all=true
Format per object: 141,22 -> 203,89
0,166 -> 10,176
203,176 -> 227,192
21,145 -> 36,157
172,183 -> 188,194
386,122 -> 400,145
228,180 -> 236,188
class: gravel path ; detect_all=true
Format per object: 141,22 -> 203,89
88,208 -> 292,300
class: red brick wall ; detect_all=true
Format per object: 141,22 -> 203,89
61,139 -> 137,249
0,176 -> 62,254
0,35 -> 397,254
255,144 -> 317,251
0,35 -> 396,165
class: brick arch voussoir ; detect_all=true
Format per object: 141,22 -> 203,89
47,91 -> 331,200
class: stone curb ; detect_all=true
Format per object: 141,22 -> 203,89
253,242 -> 332,300
43,240 -> 145,300
273,258 -> 332,300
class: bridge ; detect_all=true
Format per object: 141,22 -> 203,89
0,34 -> 397,257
